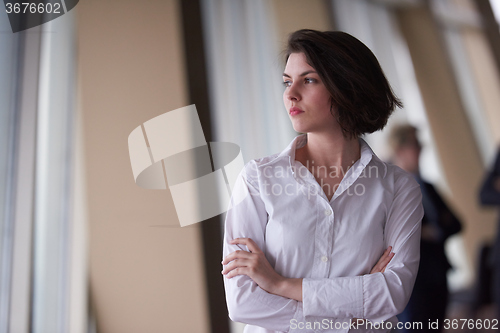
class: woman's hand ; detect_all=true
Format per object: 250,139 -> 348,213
370,246 -> 395,274
222,237 -> 303,301
222,238 -> 286,295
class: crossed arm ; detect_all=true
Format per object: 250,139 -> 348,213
222,239 -> 395,302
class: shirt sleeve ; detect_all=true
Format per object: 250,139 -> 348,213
223,163 -> 302,332
302,180 -> 424,323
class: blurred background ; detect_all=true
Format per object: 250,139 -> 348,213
1,0 -> 500,332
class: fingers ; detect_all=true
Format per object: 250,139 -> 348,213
223,266 -> 246,279
222,249 -> 252,265
374,246 -> 391,267
378,246 -> 392,262
380,252 -> 395,273
221,238 -> 262,279
221,258 -> 250,277
229,238 -> 262,253
378,247 -> 394,267
370,246 -> 395,274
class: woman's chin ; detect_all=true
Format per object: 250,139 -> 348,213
291,124 -> 308,133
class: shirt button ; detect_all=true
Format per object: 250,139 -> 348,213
321,256 -> 328,262
324,209 -> 332,216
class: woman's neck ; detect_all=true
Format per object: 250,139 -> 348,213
297,131 -> 361,174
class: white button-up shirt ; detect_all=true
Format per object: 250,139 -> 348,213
223,133 -> 423,333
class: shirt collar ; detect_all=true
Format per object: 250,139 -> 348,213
274,133 -> 375,169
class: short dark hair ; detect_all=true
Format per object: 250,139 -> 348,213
284,29 -> 403,139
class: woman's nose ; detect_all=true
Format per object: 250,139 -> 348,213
285,84 -> 300,102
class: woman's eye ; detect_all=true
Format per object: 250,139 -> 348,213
282,80 -> 292,87
305,78 -> 316,84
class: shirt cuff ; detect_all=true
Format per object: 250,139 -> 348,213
288,302 -> 303,333
302,276 -> 364,320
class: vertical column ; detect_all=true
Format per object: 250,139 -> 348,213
180,0 -> 230,332
468,0 -> 500,144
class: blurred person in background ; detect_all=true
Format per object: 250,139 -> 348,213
390,124 -> 462,332
479,147 -> 500,320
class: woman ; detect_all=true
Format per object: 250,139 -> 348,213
221,30 -> 424,333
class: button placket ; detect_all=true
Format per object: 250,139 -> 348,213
312,203 -> 331,277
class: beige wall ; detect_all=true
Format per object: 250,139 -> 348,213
78,1 -> 209,332
462,29 -> 500,145
456,0 -> 500,145
271,0 -> 333,55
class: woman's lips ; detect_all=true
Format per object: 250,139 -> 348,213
289,107 -> 304,116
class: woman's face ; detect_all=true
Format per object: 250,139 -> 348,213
283,52 -> 337,134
